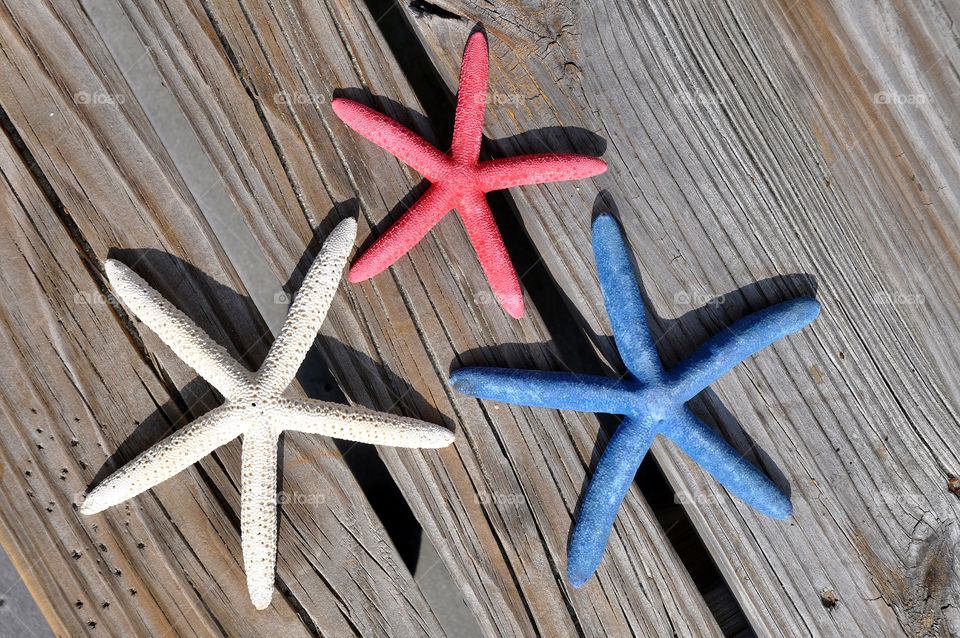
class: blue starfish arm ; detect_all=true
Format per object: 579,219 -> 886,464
450,367 -> 633,414
661,407 -> 792,519
666,297 -> 820,402
591,214 -> 664,382
567,415 -> 658,587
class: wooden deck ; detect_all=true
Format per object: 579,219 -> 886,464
0,0 -> 958,635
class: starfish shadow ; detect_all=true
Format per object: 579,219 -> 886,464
284,211 -> 455,433
90,233 -> 448,570
487,127 -> 607,160
329,87 -> 607,258
86,376 -> 222,491
332,89 -> 445,149
448,205 -> 817,545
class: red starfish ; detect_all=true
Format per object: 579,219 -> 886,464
332,31 -> 607,318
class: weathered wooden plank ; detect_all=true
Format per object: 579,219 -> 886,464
0,127 -> 311,635
0,0 -> 728,635
0,2 -> 445,635
402,0 -> 960,635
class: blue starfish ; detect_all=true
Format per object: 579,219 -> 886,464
450,213 -> 820,588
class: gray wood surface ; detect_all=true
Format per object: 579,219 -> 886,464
0,2 -> 442,636
2,0 -> 960,636
0,0 -> 719,635
0,124 -> 326,636
120,0 -> 719,634
402,0 -> 960,636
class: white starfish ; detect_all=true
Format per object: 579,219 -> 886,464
81,218 -> 454,609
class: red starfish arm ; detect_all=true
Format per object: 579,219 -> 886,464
457,190 -> 524,318
450,32 -> 489,164
478,154 -> 607,191
331,98 -> 449,181
349,184 -> 454,282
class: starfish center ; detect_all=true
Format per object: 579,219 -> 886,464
627,384 -> 673,421
439,161 -> 481,195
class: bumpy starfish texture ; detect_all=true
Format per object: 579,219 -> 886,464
450,213 -> 820,588
332,31 -> 607,319
81,218 -> 454,610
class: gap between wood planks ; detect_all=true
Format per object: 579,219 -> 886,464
0,0 -> 722,632
76,0 -> 484,634
358,0 -> 751,633
0,1 -> 742,635
0,5 -> 475,637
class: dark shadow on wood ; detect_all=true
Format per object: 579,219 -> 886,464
85,244 -> 443,572
328,88 -> 605,266
283,208 -> 456,433
407,0 -> 464,22
449,231 -> 817,638
359,3 -> 759,633
332,88 -> 443,149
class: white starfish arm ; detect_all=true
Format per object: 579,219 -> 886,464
255,218 -> 356,396
81,405 -> 245,514
276,397 -> 454,448
105,260 -> 253,400
240,427 -> 280,610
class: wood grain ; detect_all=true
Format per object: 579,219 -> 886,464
0,0 -> 719,636
0,1 -> 444,635
7,0 -> 957,635
0,122 -> 314,636
402,0 -> 960,635
115,0 -> 720,634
